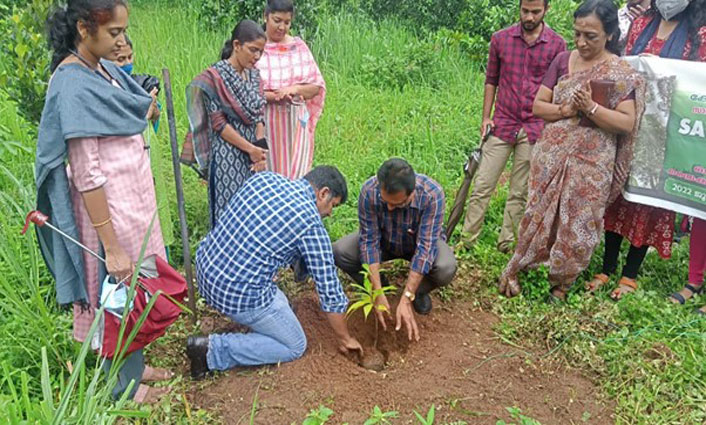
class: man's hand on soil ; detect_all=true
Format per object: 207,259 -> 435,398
374,294 -> 391,331
395,298 -> 420,342
338,336 -> 363,356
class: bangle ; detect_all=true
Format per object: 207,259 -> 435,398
588,103 -> 599,116
92,217 -> 112,228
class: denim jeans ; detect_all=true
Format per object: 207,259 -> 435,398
207,289 -> 307,371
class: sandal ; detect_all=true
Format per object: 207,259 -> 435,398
669,284 -> 704,305
610,277 -> 637,301
585,273 -> 610,293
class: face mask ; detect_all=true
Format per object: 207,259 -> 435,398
655,0 -> 689,20
120,63 -> 133,75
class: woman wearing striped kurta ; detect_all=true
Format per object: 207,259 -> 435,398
258,0 -> 326,179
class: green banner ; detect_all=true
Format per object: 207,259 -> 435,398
625,56 -> 706,220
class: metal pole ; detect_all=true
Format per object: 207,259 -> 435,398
162,68 -> 198,323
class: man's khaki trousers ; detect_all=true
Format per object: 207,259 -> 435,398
461,129 -> 532,251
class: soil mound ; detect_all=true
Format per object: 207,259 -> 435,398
188,294 -> 613,424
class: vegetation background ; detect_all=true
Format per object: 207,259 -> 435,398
0,0 -> 704,423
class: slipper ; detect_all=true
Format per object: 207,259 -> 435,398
610,277 -> 637,301
585,273 -> 610,293
669,284 -> 703,305
134,384 -> 171,404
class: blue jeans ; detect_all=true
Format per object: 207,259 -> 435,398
207,289 -> 307,371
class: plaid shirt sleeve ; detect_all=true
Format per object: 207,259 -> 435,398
358,182 -> 382,265
410,188 -> 445,275
298,222 -> 349,314
485,33 -> 501,87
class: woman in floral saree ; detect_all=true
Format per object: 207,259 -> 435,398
499,0 -> 646,300
187,20 -> 267,227
257,0 -> 326,179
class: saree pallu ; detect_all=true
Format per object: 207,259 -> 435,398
502,57 -> 646,288
258,38 -> 326,179
187,60 -> 266,226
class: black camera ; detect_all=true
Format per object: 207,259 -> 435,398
132,74 -> 160,94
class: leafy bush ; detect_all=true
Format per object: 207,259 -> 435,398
0,0 -> 55,124
196,0 -> 323,37
359,38 -> 444,90
329,0 -> 470,31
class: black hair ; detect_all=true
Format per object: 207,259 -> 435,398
303,166 -> 348,204
220,19 -> 267,61
649,0 -> 706,60
46,0 -> 127,72
574,0 -> 621,55
519,0 -> 550,9
265,0 -> 295,15
124,33 -> 132,48
377,158 -> 416,196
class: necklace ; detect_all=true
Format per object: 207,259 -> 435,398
70,49 -> 113,84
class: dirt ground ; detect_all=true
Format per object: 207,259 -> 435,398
186,293 -> 614,424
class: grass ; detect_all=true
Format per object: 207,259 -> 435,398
0,1 -> 705,424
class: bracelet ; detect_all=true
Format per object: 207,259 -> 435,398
92,217 -> 112,228
588,103 -> 599,116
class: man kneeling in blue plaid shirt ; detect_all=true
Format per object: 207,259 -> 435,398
187,166 -> 363,379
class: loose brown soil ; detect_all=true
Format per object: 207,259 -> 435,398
186,294 -> 614,424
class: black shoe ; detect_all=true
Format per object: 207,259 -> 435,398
412,292 -> 432,315
292,257 -> 309,283
186,335 -> 210,380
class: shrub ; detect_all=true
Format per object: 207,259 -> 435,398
329,0 -> 470,31
196,0 -> 323,37
0,0 -> 55,124
359,38 -> 444,90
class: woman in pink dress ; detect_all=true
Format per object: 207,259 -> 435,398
38,0 -> 171,403
257,0 -> 326,179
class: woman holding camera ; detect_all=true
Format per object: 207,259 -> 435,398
187,20 -> 267,226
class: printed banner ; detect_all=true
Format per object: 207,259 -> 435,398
624,56 -> 706,221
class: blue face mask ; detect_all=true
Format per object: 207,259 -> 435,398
120,63 -> 134,75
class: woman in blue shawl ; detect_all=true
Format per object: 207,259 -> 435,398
37,0 -> 171,403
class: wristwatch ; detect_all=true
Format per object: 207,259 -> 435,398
403,289 -> 416,302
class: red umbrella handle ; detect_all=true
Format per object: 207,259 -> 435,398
21,210 -> 49,235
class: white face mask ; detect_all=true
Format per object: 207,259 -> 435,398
655,0 -> 690,20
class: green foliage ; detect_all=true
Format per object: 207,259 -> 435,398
196,0 -> 322,37
360,38 -> 443,91
495,407 -> 542,425
364,405 -> 398,425
329,0 -> 469,31
0,0 -> 55,123
413,404 -> 435,424
302,405 -> 334,425
346,265 -> 397,320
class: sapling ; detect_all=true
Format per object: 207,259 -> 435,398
346,264 -> 396,370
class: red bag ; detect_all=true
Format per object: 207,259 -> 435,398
101,256 -> 187,359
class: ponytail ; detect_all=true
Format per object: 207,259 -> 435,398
220,39 -> 234,60
47,7 -> 76,72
